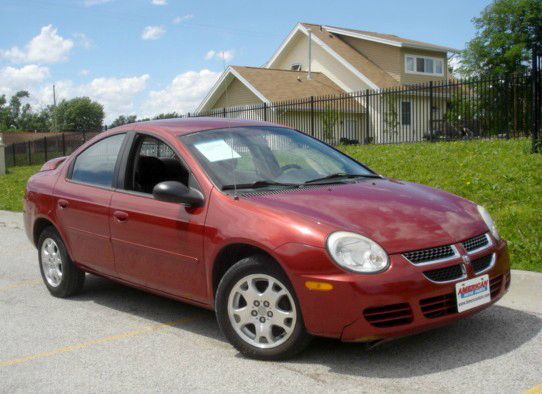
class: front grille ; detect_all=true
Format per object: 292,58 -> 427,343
423,264 -> 464,282
403,245 -> 455,264
462,233 -> 490,252
420,293 -> 457,318
421,274 -> 502,319
471,254 -> 493,273
363,303 -> 414,328
490,274 -> 503,298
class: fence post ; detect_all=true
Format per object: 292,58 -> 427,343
532,45 -> 541,153
365,90 -> 370,144
429,81 -> 434,141
12,143 -> 16,166
310,96 -> 314,136
27,141 -> 31,165
263,102 -> 267,121
223,108 -> 226,118
44,137 -> 48,162
0,135 -> 5,175
62,133 -> 66,156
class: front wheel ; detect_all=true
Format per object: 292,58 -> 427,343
215,256 -> 311,360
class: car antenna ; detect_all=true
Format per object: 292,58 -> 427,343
222,51 -> 238,200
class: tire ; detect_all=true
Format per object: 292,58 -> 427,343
215,255 -> 312,360
38,226 -> 85,298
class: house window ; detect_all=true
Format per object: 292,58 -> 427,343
405,55 -> 444,76
401,101 -> 411,126
290,63 -> 302,71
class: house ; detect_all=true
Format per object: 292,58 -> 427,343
197,23 -> 459,143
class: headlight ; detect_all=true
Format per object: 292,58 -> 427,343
477,205 -> 500,240
326,231 -> 389,273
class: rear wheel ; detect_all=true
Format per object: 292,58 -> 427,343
38,226 -> 85,297
215,255 -> 311,360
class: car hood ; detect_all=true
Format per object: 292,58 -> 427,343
243,178 -> 487,254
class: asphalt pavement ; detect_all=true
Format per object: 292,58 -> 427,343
0,210 -> 541,393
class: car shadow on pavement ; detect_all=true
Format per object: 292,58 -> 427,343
75,275 -> 541,378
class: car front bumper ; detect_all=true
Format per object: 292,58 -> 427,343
274,238 -> 511,341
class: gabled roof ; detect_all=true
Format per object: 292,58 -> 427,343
196,66 -> 346,112
233,66 -> 345,101
323,25 -> 460,53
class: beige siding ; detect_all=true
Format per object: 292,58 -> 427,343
340,36 -> 402,82
212,78 -> 263,109
270,33 -> 372,92
400,48 -> 448,84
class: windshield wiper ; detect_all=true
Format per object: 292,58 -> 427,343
304,172 -> 381,184
222,180 -> 300,191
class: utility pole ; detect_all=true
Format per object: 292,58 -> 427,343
52,84 -> 58,133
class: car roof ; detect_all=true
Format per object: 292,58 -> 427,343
110,117 -> 282,136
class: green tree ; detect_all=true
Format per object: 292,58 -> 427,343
153,112 -> 180,120
53,97 -> 104,132
320,108 -> 339,142
109,114 -> 137,129
460,0 -> 542,77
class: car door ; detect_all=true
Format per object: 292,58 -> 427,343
54,133 -> 127,276
109,133 -> 208,303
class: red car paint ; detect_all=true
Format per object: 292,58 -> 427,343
23,118 -> 510,342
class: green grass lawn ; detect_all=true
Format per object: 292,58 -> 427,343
1,139 -> 540,271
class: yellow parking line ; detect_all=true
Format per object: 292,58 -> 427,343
525,384 -> 542,394
0,279 -> 42,293
0,316 -> 197,367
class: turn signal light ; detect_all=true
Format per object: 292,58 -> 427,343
305,281 -> 334,291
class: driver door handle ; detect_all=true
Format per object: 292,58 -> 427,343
113,211 -> 129,222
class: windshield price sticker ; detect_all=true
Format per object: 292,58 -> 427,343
194,139 -> 241,162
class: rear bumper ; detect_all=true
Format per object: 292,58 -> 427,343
275,238 -> 511,340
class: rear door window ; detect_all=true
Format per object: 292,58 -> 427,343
70,133 -> 126,187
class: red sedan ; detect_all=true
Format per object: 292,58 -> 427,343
23,118 -> 511,359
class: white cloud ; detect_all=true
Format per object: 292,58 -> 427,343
73,32 -> 93,49
151,0 -> 167,5
173,14 -> 194,24
143,69 -> 219,117
205,49 -> 234,62
34,75 -> 149,122
0,65 -> 50,96
2,25 -> 73,64
83,0 -> 113,6
141,25 -> 166,40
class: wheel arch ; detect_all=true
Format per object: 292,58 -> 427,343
211,242 -> 288,298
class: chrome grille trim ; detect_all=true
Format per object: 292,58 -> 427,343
471,253 -> 496,274
462,233 -> 493,255
403,245 -> 460,266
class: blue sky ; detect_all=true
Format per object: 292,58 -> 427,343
0,0 -> 491,122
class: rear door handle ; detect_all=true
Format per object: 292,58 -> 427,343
58,199 -> 69,209
113,211 -> 129,222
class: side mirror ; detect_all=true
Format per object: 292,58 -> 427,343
152,181 -> 204,207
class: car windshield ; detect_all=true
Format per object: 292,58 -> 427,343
179,126 -> 375,190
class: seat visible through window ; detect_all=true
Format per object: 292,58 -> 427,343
129,136 -> 190,194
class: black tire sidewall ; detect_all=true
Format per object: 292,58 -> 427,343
38,226 -> 83,297
215,255 -> 311,360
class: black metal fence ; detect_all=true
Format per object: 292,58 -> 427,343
195,71 -> 540,147
3,49 -> 541,168
5,132 -> 99,168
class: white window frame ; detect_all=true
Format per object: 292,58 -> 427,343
404,54 -> 445,76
